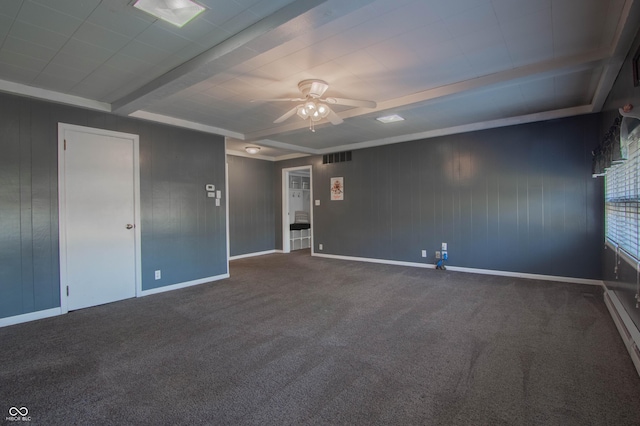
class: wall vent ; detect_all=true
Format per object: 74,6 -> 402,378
323,151 -> 352,164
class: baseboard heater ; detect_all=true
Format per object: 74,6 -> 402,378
603,289 -> 640,377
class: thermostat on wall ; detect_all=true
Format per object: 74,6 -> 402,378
205,184 -> 215,191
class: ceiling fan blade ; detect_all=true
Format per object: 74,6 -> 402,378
251,98 -> 305,103
327,108 -> 344,125
273,106 -> 299,124
325,97 -> 377,108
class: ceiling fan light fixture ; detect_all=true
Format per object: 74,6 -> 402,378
133,0 -> 205,27
264,79 -> 376,132
304,101 -> 317,114
297,105 -> 309,119
317,103 -> 330,118
245,146 -> 261,154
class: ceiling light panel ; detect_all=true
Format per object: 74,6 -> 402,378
376,114 -> 405,123
133,0 -> 205,27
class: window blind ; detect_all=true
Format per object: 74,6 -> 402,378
605,131 -> 640,260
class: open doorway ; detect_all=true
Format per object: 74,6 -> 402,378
282,166 -> 312,253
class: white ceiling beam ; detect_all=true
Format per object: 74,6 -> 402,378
361,49 -> 609,115
113,0 -> 379,116
112,0 -> 329,115
253,138 -> 320,155
0,79 -> 111,112
226,149 -> 310,162
319,105 -> 595,155
130,111 -> 244,139
226,149 -> 278,162
244,48 -> 610,140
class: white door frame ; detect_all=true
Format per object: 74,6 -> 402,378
57,123 -> 142,314
282,165 -> 313,254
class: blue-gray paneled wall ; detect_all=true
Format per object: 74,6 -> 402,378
276,114 -> 603,280
601,26 -> 640,327
228,154 -> 275,256
0,92 -> 227,320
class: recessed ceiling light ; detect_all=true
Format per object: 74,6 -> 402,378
133,0 -> 205,27
376,114 -> 405,124
245,146 -> 261,154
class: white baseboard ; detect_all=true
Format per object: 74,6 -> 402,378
230,250 -> 276,261
445,265 -> 603,286
139,273 -> 230,297
0,274 -> 231,327
0,307 -> 62,328
314,253 -> 436,269
603,289 -> 640,377
312,253 -> 603,286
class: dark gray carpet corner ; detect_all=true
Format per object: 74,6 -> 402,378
1,250 -> 639,425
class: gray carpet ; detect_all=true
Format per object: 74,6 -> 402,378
1,250 -> 639,425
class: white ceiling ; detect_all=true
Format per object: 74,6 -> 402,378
0,0 -> 638,160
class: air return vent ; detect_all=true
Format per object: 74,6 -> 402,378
323,151 -> 352,164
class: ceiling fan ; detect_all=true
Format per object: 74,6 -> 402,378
253,79 -> 377,132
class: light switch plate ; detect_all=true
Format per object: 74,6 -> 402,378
215,198 -> 220,207
216,190 -> 222,199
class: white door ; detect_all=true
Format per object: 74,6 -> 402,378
59,125 -> 140,311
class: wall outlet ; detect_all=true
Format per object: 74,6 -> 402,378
442,242 -> 447,251
435,251 -> 441,259
315,200 -> 320,206
421,250 -> 427,258
155,270 -> 161,280
319,243 -> 323,250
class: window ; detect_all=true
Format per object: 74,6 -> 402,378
605,123 -> 640,260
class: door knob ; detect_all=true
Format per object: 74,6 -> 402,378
126,224 -> 134,229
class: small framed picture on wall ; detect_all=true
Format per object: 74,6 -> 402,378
330,177 -> 344,201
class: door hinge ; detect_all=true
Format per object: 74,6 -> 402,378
66,286 -> 69,296
64,139 -> 67,150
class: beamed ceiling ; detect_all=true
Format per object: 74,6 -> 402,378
0,0 -> 638,160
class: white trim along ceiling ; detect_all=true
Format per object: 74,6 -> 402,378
1,0 -> 638,160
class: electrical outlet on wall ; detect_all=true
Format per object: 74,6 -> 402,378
435,251 -> 441,259
442,242 -> 447,251
421,250 -> 427,258
319,243 -> 323,250
155,270 -> 161,280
